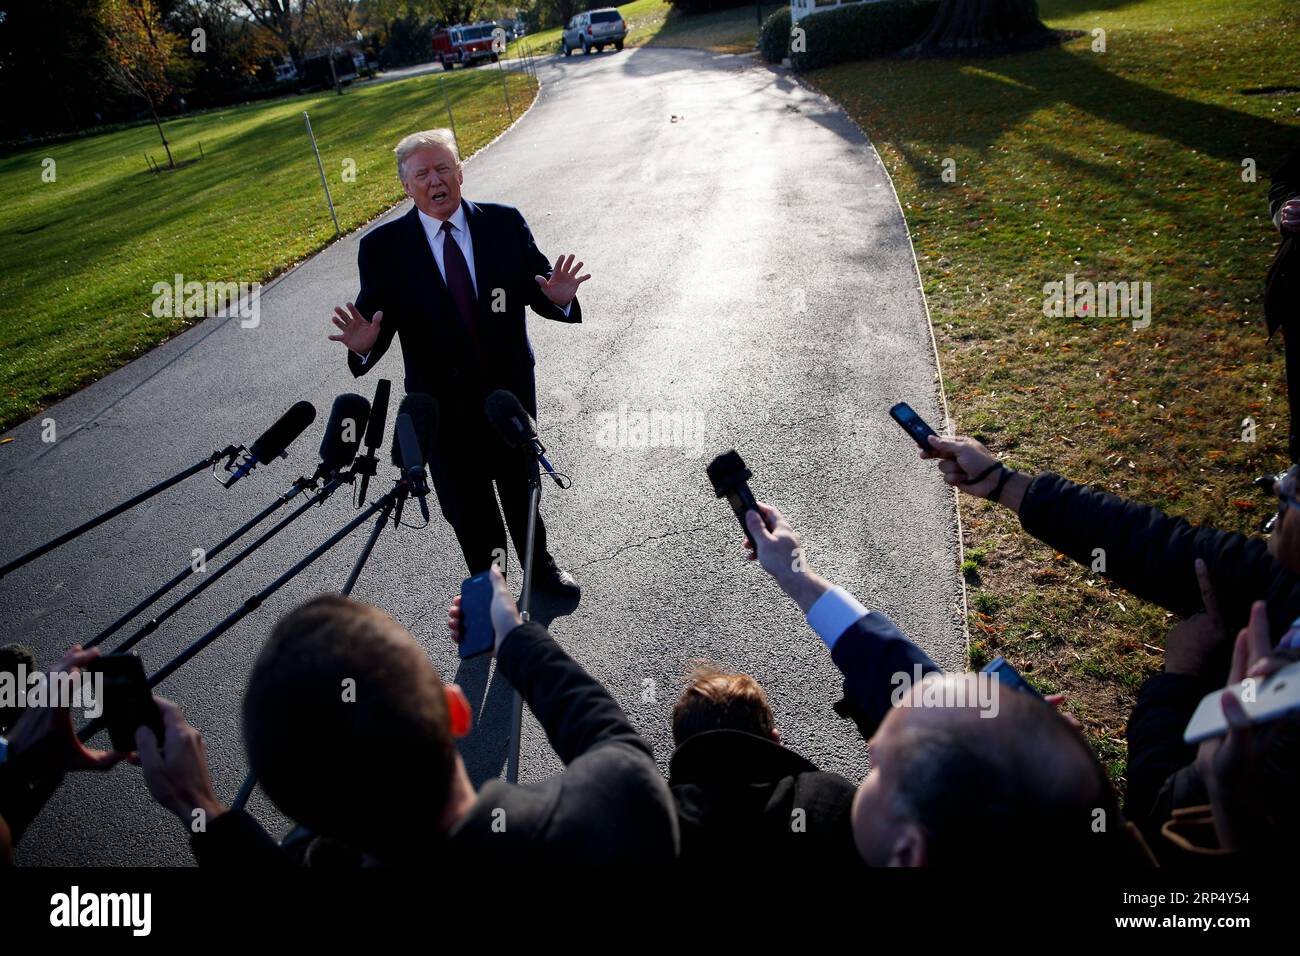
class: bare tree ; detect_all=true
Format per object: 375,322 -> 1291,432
97,0 -> 185,167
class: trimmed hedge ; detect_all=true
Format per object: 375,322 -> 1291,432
759,6 -> 792,63
786,0 -> 939,71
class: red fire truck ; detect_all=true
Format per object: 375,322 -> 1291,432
432,22 -> 503,69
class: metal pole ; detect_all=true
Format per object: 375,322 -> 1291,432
497,48 -> 513,121
303,111 -> 340,238
506,466 -> 542,784
440,74 -> 460,157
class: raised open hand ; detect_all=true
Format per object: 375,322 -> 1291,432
328,302 -> 383,355
535,254 -> 591,308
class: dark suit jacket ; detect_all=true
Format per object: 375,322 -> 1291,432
348,199 -> 581,423
1266,148 -> 1300,337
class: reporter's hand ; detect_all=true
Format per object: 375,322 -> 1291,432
1164,558 -> 1232,678
328,302 -> 383,355
135,697 -> 226,832
6,645 -> 126,778
923,434 -> 1030,512
742,502 -> 831,613
1194,600 -> 1282,851
1281,198 -> 1300,236
447,566 -> 523,656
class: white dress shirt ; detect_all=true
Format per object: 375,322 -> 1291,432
418,205 -> 478,296
356,203 -> 568,364
806,586 -> 870,650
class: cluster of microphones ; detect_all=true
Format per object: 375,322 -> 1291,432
0,380 -> 551,767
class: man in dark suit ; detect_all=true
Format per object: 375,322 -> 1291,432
1266,147 -> 1300,461
328,128 -> 588,595
740,498 -> 1134,866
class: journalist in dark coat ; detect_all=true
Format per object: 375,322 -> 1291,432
920,432 -> 1300,846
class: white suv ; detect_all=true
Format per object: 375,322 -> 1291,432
562,8 -> 628,56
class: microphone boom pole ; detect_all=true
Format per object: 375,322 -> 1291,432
78,481 -> 412,744
86,476 -> 317,648
106,473 -> 350,655
0,446 -> 239,580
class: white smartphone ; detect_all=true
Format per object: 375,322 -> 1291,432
1183,659 -> 1300,744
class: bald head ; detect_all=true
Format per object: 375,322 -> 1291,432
852,674 -> 1119,866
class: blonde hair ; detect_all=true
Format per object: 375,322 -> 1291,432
395,128 -> 460,181
672,661 -> 776,745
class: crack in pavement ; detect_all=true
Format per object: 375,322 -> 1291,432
569,518 -> 728,572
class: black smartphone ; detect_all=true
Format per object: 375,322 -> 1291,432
85,653 -> 163,752
889,401 -> 939,450
981,656 -> 1042,698
458,571 -> 496,659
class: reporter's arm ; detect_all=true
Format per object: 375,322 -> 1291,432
1019,471 -> 1299,634
495,621 -> 651,764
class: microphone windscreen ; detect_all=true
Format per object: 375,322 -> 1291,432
363,379 -> 391,450
318,393 -> 370,471
389,393 -> 439,466
706,449 -> 752,497
484,389 -> 535,449
249,401 -> 317,463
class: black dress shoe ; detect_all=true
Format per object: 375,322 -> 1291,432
533,563 -> 581,598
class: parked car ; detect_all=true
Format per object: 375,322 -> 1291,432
432,22 -> 502,69
561,8 -> 627,56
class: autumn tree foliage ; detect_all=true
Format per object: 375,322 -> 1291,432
97,0 -> 186,167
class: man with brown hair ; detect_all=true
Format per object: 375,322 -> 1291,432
667,662 -> 861,867
135,569 -> 677,866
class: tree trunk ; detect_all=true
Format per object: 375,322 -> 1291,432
328,50 -> 342,95
146,96 -> 175,168
910,0 -> 1056,56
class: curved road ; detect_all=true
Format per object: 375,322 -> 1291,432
1,47 -> 962,865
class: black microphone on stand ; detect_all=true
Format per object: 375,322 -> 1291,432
354,379 -> 391,504
221,401 -> 317,489
390,393 -> 438,523
484,389 -> 564,487
313,393 -> 370,481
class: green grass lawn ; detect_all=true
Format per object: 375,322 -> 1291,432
810,0 -> 1300,781
506,0 -> 762,58
0,69 -> 535,431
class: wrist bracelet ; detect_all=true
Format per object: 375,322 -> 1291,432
963,462 -> 1002,486
991,466 -> 1016,503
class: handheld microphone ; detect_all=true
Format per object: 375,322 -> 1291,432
707,449 -> 764,551
484,389 -> 563,486
223,401 -> 316,489
315,393 -> 370,479
355,379 -> 391,503
390,393 -> 439,523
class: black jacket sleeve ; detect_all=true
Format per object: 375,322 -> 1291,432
829,611 -> 942,741
189,808 -> 293,868
1018,472 -> 1300,640
1124,671 -> 1218,830
489,621 -> 677,861
496,621 -> 649,764
517,209 -> 581,325
0,764 -> 63,850
348,235 -> 400,378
